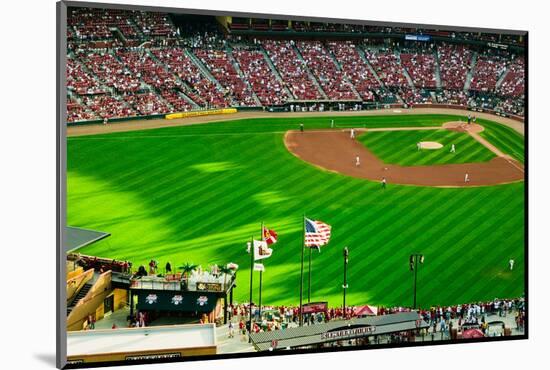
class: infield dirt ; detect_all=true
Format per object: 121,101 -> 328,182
284,124 -> 524,187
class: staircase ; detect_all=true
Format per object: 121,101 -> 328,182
496,67 -> 510,89
146,49 -> 200,109
464,52 -> 478,91
291,44 -> 329,100
67,282 -> 93,316
434,50 -> 442,89
397,51 -> 416,91
356,46 -> 385,88
259,46 -> 294,99
184,49 -> 225,91
326,44 -> 362,100
226,46 -> 262,106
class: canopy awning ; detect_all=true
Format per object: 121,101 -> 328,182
355,305 -> 378,316
66,226 -> 110,253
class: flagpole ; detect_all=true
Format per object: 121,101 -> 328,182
259,221 -> 264,320
299,215 -> 305,326
248,235 -> 254,342
308,247 -> 312,303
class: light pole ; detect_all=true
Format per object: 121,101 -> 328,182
343,247 -> 349,313
409,254 -> 424,309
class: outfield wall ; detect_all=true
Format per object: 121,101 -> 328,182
67,107 -> 525,137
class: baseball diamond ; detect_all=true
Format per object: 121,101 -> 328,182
67,111 -> 524,309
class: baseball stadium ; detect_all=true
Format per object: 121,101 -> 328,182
63,4 -> 526,365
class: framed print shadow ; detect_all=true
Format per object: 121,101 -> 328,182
56,1 -> 528,368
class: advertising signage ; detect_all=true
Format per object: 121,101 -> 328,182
320,326 -> 376,341
405,34 -> 431,42
302,302 -> 328,314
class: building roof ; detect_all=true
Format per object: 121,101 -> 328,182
250,311 -> 428,351
66,226 -> 110,253
67,324 -> 216,356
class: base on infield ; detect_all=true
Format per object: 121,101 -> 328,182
419,141 -> 443,150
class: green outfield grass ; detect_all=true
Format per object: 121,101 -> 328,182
67,114 -> 525,309
357,129 -> 496,166
477,118 -> 525,163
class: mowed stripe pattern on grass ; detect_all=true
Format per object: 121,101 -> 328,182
358,129 -> 495,166
477,118 -> 525,163
67,115 -> 525,309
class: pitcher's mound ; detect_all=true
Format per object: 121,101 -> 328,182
419,141 -> 443,149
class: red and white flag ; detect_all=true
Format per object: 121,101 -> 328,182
262,227 -> 278,245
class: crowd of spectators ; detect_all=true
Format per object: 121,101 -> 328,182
68,8 -> 140,41
67,96 -> 97,122
122,91 -> 172,115
193,48 -> 257,106
400,51 -> 437,89
66,34 -> 525,122
232,47 -> 289,106
151,47 -> 230,108
66,58 -> 106,95
399,88 -> 432,106
364,49 -> 409,88
326,41 -> 379,102
296,41 -> 359,100
437,43 -> 473,90
262,40 -> 324,100
497,57 -> 525,98
228,297 -> 525,339
133,11 -> 177,38
470,54 -> 509,92
76,50 -> 142,93
81,94 -> 137,120
435,89 -> 469,106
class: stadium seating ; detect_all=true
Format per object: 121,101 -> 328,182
151,47 -> 230,108
81,94 -> 137,120
66,58 -> 106,95
364,49 -> 409,88
470,55 -> 508,92
296,41 -> 359,100
232,48 -> 289,105
133,11 -> 177,38
67,96 -> 97,123
400,51 -> 437,89
262,40 -> 324,100
65,10 -> 525,121
193,48 -> 257,106
497,57 -> 525,98
437,43 -> 472,90
122,91 -> 172,115
326,41 -> 379,101
68,8 -> 139,40
76,51 -> 142,93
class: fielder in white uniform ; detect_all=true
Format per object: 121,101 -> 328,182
450,144 -> 456,153
464,173 -> 470,183
350,128 -> 355,139
509,259 -> 515,270
355,155 -> 360,167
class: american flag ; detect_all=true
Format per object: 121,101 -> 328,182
305,218 -> 332,248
